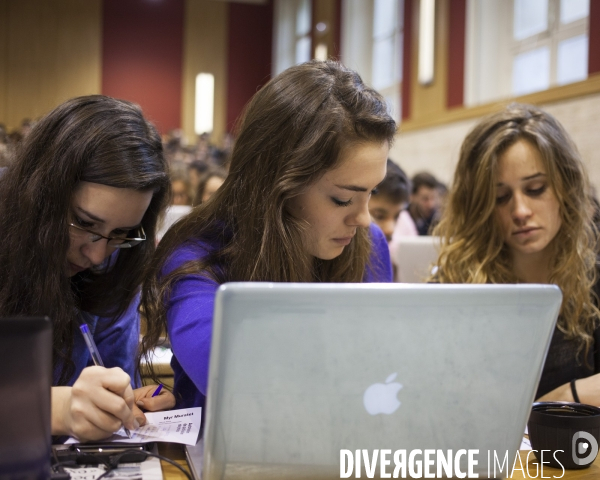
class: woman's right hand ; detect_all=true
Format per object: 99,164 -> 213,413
52,366 -> 137,442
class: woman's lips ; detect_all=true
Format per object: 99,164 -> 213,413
69,262 -> 86,273
513,227 -> 540,236
332,237 -> 353,246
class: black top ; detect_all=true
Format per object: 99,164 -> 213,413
535,278 -> 600,399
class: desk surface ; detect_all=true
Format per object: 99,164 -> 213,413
158,443 -> 191,479
158,444 -> 600,479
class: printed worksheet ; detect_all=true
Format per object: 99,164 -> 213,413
65,407 -> 202,446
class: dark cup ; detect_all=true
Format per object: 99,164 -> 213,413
528,402 -> 600,470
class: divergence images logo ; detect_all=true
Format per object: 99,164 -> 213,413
363,373 -> 402,415
572,431 -> 598,467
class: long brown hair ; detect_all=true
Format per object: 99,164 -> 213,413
140,60 -> 397,376
0,95 -> 170,384
434,103 -> 599,347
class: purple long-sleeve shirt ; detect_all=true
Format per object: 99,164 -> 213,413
164,223 -> 393,408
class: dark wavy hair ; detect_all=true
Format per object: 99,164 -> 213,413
0,95 -> 170,384
140,60 -> 397,380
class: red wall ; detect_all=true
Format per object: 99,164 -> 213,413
447,0 -> 466,108
102,0 -> 184,133
589,0 -> 600,75
226,1 -> 274,132
401,0 -> 413,120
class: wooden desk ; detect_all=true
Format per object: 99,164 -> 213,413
157,444 -> 600,479
158,443 -> 190,479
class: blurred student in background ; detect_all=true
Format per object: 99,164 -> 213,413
170,174 -> 192,206
368,159 -> 411,242
193,167 -> 227,206
409,172 -> 442,235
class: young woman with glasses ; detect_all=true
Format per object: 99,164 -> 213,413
140,60 -> 397,409
0,95 -> 175,441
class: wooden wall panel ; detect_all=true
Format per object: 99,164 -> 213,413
0,1 -> 8,124
1,0 -> 101,130
407,0 -> 449,124
181,0 -> 228,146
312,0 -> 339,60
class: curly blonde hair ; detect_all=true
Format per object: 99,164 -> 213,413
434,103 -> 599,348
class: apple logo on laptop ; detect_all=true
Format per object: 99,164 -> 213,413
363,373 -> 403,415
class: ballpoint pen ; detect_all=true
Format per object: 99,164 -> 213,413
151,383 -> 163,397
79,322 -> 133,438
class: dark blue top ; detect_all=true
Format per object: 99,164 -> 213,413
54,300 -> 140,387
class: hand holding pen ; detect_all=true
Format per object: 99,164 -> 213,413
78,322 -> 136,439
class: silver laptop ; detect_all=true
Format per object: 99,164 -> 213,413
189,283 -> 561,479
394,236 -> 440,282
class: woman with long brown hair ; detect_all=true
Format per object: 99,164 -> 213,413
434,103 -> 600,404
0,95 -> 175,441
140,60 -> 397,408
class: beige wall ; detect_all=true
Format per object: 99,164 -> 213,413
0,0 -> 230,142
389,92 -> 600,191
181,0 -> 228,146
0,0 -> 101,130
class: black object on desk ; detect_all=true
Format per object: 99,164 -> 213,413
52,443 -> 152,465
528,401 -> 600,470
0,316 -> 52,480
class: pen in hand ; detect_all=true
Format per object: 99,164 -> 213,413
151,384 -> 164,397
79,322 -> 133,438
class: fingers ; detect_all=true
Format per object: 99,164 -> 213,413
67,366 -> 137,441
88,367 -> 135,429
133,384 -> 158,401
132,403 -> 148,427
136,389 -> 176,412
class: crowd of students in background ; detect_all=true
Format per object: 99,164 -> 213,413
1,115 -> 449,260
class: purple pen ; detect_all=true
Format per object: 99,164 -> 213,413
79,324 -> 104,367
151,384 -> 164,397
78,322 -> 132,438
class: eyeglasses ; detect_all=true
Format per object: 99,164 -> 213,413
68,223 -> 146,249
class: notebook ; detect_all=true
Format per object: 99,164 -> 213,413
189,283 -> 561,479
0,316 -> 52,478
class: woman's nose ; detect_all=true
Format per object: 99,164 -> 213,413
81,239 -> 110,266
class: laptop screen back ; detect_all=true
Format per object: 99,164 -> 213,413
202,283 -> 561,479
0,317 -> 52,478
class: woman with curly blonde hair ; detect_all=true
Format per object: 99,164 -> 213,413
434,103 -> 600,405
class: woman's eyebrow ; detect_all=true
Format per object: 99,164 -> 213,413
334,184 -> 368,192
75,206 -> 105,224
522,172 -> 546,181
496,172 -> 546,186
75,207 -> 141,231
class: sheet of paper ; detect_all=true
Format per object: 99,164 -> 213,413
520,436 -> 532,451
66,407 -> 202,446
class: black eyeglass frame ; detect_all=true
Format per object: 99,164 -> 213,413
68,223 -> 146,249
